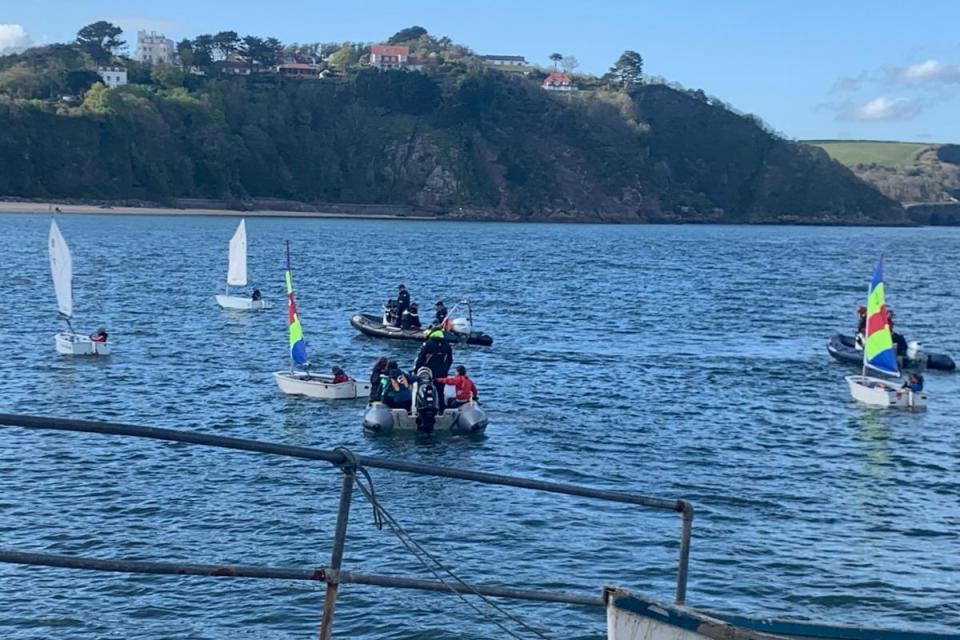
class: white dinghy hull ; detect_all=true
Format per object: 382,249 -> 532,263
274,371 -> 370,400
55,332 -> 111,356
846,375 -> 927,409
216,295 -> 272,310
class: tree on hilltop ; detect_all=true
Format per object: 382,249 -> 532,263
549,52 -> 562,71
240,35 -> 282,72
606,50 -> 644,90
561,55 -> 579,73
212,31 -> 240,60
388,26 -> 427,44
76,21 -> 125,64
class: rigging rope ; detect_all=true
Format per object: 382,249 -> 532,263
334,447 -> 555,640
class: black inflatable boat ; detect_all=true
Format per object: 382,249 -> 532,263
350,314 -> 494,346
827,333 -> 956,371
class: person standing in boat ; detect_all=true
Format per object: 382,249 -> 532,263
369,356 -> 388,401
395,285 -> 411,328
855,306 -> 867,349
435,365 -> 479,409
415,328 -> 453,410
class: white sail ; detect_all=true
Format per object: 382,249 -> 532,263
48,220 -> 73,318
226,219 -> 247,286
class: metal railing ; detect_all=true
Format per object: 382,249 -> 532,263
0,413 -> 694,638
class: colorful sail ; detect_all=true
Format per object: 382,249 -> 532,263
285,245 -> 308,366
863,257 -> 899,376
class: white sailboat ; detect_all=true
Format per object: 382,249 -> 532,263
49,220 -> 111,356
215,219 -> 272,310
846,257 -> 927,409
273,242 -> 370,400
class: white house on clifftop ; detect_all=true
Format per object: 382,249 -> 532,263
134,30 -> 177,65
96,66 -> 127,88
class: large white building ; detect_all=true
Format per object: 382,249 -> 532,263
97,66 -> 128,88
135,30 -> 177,65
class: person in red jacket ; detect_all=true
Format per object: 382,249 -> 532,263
435,365 -> 478,408
331,366 -> 350,384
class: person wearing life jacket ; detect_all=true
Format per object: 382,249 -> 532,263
331,366 -> 350,384
369,356 -> 388,401
415,328 -> 453,410
435,365 -> 479,409
89,327 -> 108,343
381,360 -> 413,409
854,306 -> 867,349
902,372 -> 924,393
395,285 -> 411,328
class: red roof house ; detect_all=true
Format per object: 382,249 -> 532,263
542,72 -> 577,91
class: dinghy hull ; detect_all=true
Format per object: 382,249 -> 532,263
846,375 -> 927,409
362,401 -> 488,435
55,332 -> 110,356
350,314 -> 494,346
216,295 -> 272,310
274,372 -> 370,400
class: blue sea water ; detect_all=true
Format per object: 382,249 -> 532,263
0,213 -> 958,639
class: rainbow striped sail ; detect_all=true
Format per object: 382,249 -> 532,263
285,243 -> 308,367
863,257 -> 898,376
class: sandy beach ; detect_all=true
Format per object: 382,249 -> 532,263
0,201 -> 438,220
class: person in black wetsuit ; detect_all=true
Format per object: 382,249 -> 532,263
395,284 -> 410,328
434,301 -> 448,327
401,303 -> 422,330
414,328 -> 453,411
251,288 -> 262,301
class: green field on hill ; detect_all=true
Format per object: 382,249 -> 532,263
804,140 -> 935,168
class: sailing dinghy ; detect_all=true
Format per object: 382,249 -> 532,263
273,243 -> 370,400
845,258 -> 927,409
215,219 -> 271,310
49,220 -> 110,356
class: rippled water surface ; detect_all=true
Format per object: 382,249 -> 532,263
1,213 -> 958,639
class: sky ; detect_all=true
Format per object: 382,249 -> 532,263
3,0 -> 960,142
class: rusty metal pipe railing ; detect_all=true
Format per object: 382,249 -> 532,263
0,413 -> 694,608
0,550 -> 604,607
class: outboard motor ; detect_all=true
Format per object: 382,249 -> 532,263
414,367 -> 438,433
906,341 -> 928,371
451,317 -> 472,334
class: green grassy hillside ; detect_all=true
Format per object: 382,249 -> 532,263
804,140 -> 934,168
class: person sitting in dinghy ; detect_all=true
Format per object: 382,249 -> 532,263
901,372 -> 924,393
369,357 -> 389,401
251,288 -> 262,301
435,365 -> 479,409
401,303 -> 422,330
331,366 -> 350,384
381,360 -> 413,409
89,327 -> 108,343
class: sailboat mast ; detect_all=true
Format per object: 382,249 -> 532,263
287,241 -> 293,374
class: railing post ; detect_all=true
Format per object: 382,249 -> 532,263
318,469 -> 355,640
674,502 -> 693,606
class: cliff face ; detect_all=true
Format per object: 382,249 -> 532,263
0,69 -> 904,223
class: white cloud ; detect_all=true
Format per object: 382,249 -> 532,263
853,96 -> 922,121
899,58 -> 960,84
0,24 -> 31,54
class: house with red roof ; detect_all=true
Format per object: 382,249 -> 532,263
542,72 -> 577,92
369,44 -> 423,71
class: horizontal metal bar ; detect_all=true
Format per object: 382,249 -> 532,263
0,414 -> 687,513
0,550 -> 603,608
334,569 -> 604,607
